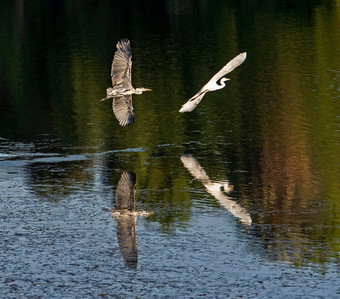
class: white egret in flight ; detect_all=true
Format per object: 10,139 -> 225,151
180,154 -> 252,225
179,52 -> 247,113
101,39 -> 151,126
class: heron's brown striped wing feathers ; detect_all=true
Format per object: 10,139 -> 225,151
112,96 -> 134,126
111,39 -> 132,89
116,215 -> 138,268
209,52 -> 247,83
116,172 -> 136,210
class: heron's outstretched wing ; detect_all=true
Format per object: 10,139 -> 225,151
116,215 -> 138,268
209,52 -> 247,83
111,39 -> 132,89
179,91 -> 207,113
116,171 -> 136,210
112,95 -> 134,126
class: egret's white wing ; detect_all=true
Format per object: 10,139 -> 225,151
116,171 -> 136,210
112,95 -> 134,126
180,154 -> 210,183
205,183 -> 252,225
179,92 -> 207,113
111,39 -> 132,89
209,52 -> 247,83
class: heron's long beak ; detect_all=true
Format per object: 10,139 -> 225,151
99,97 -> 112,102
145,88 -> 152,91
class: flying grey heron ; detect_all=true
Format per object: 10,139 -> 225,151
111,171 -> 153,268
112,171 -> 137,267
101,39 -> 151,126
111,171 -> 154,217
179,52 -> 247,113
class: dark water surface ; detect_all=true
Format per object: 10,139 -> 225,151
1,1 -> 339,297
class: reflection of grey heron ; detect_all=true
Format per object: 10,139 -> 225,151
101,39 -> 151,126
115,171 -> 136,211
181,154 -> 252,225
111,172 -> 153,268
179,52 -> 247,113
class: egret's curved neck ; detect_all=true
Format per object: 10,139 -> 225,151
217,78 -> 227,89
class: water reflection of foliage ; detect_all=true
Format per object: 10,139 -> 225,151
134,154 -> 192,232
233,4 -> 340,266
0,0 -> 339,266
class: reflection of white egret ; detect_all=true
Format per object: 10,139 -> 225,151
180,154 -> 252,225
111,172 -> 153,268
101,39 -> 151,126
179,52 -> 247,113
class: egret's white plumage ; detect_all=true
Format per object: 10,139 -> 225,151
179,52 -> 247,113
180,154 -> 252,225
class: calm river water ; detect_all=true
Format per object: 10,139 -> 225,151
1,1 -> 339,298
